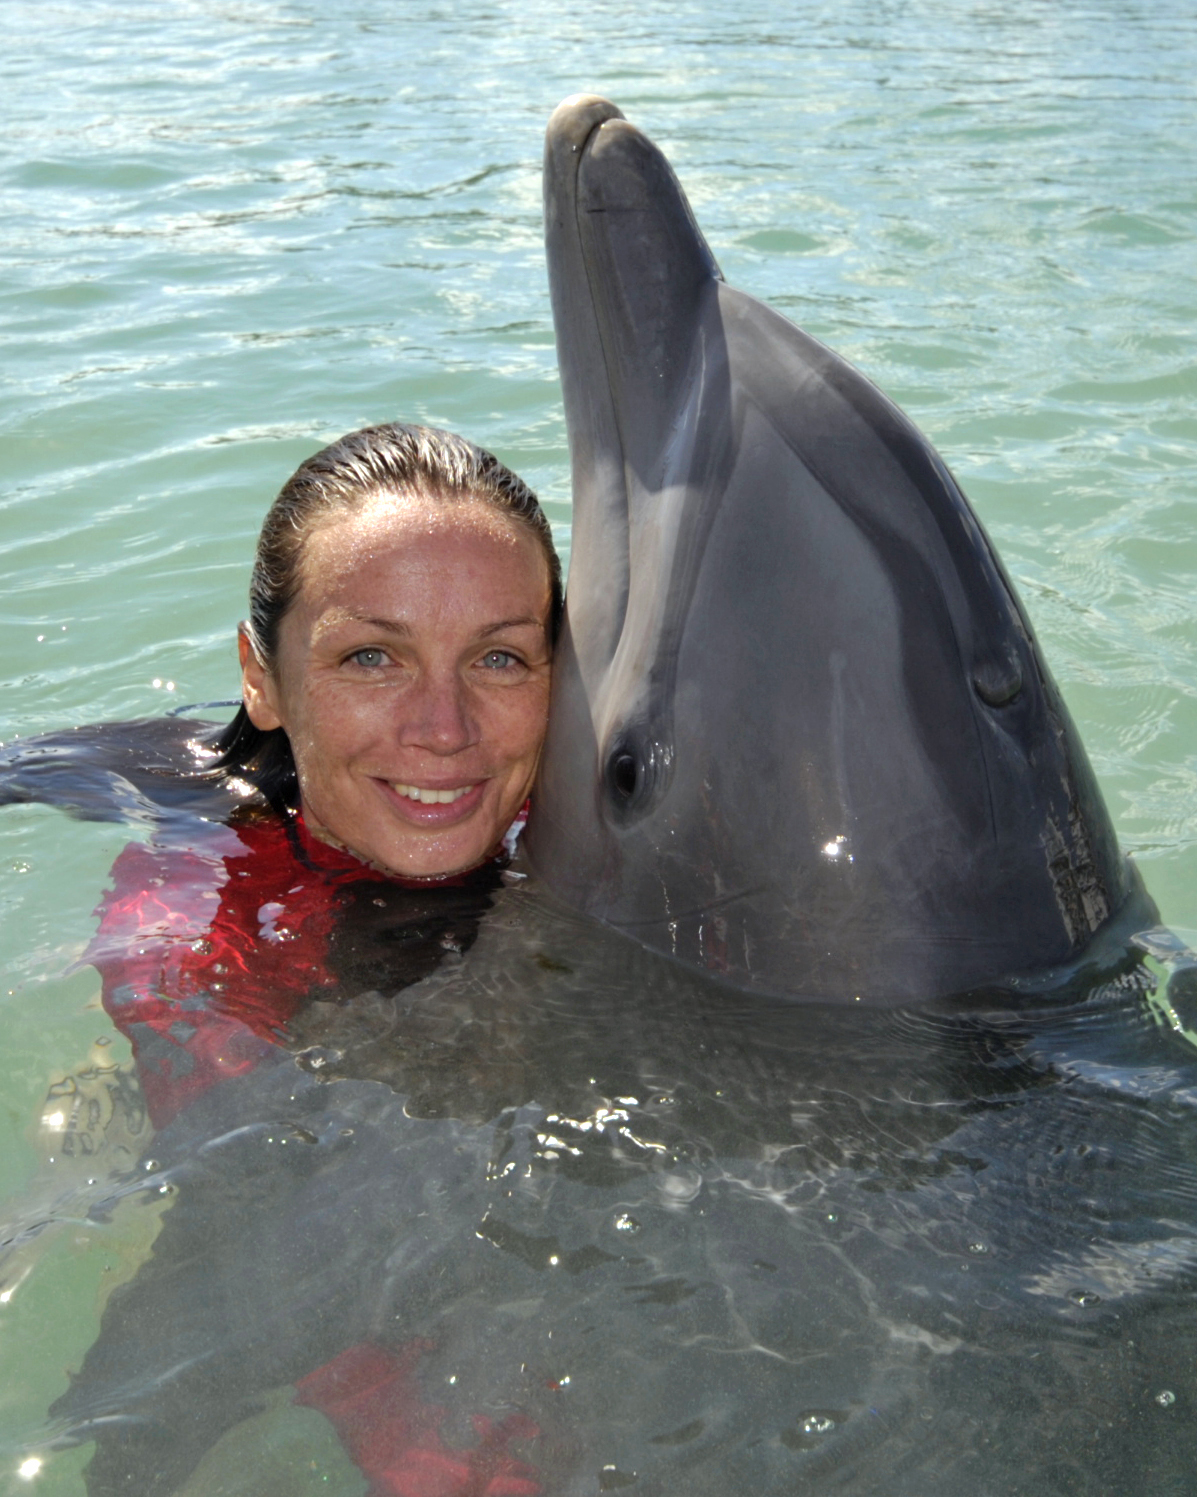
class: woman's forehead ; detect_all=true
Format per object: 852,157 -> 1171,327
297,491 -> 548,602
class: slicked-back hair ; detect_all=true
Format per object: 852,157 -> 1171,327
213,423 -> 562,812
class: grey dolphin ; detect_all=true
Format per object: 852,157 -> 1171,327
528,94 -> 1151,1004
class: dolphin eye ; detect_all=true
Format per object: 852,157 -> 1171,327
604,730 -> 673,822
610,751 -> 639,801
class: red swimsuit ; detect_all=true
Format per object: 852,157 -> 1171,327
88,813 -> 390,1127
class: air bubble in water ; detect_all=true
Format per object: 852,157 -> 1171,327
781,1408 -> 847,1451
614,1213 -> 640,1234
1157,1390 -> 1176,1407
1069,1289 -> 1102,1307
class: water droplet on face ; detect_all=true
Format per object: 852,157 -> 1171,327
1157,1389 -> 1177,1407
1069,1289 -> 1102,1307
614,1213 -> 640,1234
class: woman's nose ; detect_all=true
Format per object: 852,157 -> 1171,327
396,669 -> 479,756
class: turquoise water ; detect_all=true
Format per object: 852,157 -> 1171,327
1,1 -> 1195,1490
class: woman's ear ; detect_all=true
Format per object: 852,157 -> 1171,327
238,624 -> 285,732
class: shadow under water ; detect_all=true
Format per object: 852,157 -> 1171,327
18,887 -> 1197,1495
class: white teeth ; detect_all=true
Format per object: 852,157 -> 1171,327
392,782 -> 475,805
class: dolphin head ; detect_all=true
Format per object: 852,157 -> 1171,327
527,95 -> 1144,1003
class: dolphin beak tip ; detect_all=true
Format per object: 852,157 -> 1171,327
546,94 -> 627,157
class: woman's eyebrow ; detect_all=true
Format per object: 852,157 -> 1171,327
317,611 -> 544,638
478,616 -> 544,637
319,611 -> 413,638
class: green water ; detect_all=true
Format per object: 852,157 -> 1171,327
1,0 -> 1195,1489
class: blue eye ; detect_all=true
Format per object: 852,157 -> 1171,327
350,648 -> 387,668
481,650 -> 518,670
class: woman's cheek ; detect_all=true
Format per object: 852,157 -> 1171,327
510,680 -> 553,764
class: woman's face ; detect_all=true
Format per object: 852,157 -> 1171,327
240,492 -> 554,878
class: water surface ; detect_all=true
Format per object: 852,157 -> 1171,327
1,1 -> 1195,1491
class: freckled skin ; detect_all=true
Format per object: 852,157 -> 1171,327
240,494 -> 553,879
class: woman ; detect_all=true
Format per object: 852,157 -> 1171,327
222,420 -> 561,877
68,424 -> 560,1497
89,421 -> 560,1126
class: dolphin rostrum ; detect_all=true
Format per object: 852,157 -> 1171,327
527,94 -> 1152,1005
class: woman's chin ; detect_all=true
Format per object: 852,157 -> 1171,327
379,833 -> 495,880
307,805 -> 504,881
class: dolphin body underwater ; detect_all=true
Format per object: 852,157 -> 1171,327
3,98 -> 1197,1497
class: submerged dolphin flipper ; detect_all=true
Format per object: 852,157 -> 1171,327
529,94 -> 1152,1004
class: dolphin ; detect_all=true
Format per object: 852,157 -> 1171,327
528,94 -> 1153,1004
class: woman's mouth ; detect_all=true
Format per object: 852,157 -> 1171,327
390,781 -> 476,805
375,778 -> 489,826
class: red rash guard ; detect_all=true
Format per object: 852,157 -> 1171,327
86,813 -> 391,1129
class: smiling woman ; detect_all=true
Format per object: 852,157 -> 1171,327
82,424 -> 562,1130
225,423 -> 561,878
